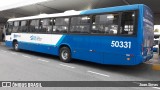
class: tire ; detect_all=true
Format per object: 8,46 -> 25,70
59,47 -> 71,63
13,41 -> 19,51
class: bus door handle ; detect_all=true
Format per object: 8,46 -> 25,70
89,50 -> 96,52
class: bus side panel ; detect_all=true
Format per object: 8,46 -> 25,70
65,35 -> 139,65
89,36 -> 138,65
101,36 -> 138,65
66,35 -> 103,63
18,41 -> 59,55
10,33 -> 64,55
133,5 -> 144,63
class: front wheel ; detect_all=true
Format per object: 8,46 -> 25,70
59,47 -> 71,63
13,42 -> 19,51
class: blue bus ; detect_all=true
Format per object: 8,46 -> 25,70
153,38 -> 159,52
5,4 -> 154,65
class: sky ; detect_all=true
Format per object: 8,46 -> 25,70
0,0 -> 49,11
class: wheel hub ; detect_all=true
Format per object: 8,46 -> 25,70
61,50 -> 68,60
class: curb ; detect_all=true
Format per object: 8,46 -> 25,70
152,64 -> 160,71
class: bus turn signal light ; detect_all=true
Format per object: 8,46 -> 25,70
127,58 -> 130,60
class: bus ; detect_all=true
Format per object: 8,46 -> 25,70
153,33 -> 160,53
5,4 -> 154,65
153,38 -> 159,52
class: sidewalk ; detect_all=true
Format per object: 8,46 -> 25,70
150,53 -> 160,64
146,53 -> 160,70
152,53 -> 160,70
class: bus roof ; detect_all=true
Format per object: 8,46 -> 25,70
8,4 -> 144,22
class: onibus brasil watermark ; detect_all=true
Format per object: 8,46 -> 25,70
1,81 -> 160,87
2,82 -> 42,87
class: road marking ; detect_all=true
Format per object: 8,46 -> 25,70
37,59 -> 49,62
10,52 -> 18,55
22,55 -> 31,59
152,87 -> 160,89
59,64 -> 75,69
87,70 -> 110,77
1,50 -> 7,53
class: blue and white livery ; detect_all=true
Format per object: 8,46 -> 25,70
5,4 -> 154,65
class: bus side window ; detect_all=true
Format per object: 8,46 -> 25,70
29,19 -> 39,33
53,18 -> 69,33
6,22 -> 13,35
120,12 -> 135,35
91,13 -> 119,35
19,20 -> 28,33
70,16 -> 90,34
12,21 -> 19,33
40,18 -> 53,33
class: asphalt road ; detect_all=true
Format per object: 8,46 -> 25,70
0,44 -> 159,90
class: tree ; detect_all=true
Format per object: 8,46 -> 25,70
154,29 -> 159,32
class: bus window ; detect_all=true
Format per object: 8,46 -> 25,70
40,18 -> 53,33
91,13 -> 119,35
6,22 -> 13,35
19,20 -> 28,32
53,18 -> 69,33
12,21 -> 19,33
120,11 -> 135,35
29,19 -> 39,33
70,16 -> 90,33
154,39 -> 159,46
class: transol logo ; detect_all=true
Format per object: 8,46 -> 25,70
30,35 -> 42,41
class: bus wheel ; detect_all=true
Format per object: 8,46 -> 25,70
59,47 -> 71,63
13,41 -> 19,51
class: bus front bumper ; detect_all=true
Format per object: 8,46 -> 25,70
5,41 -> 12,47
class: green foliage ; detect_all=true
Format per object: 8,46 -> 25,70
154,29 -> 159,32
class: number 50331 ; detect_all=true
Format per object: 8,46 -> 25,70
111,41 -> 131,49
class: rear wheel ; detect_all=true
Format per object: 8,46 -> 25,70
59,47 -> 71,63
13,41 -> 19,51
